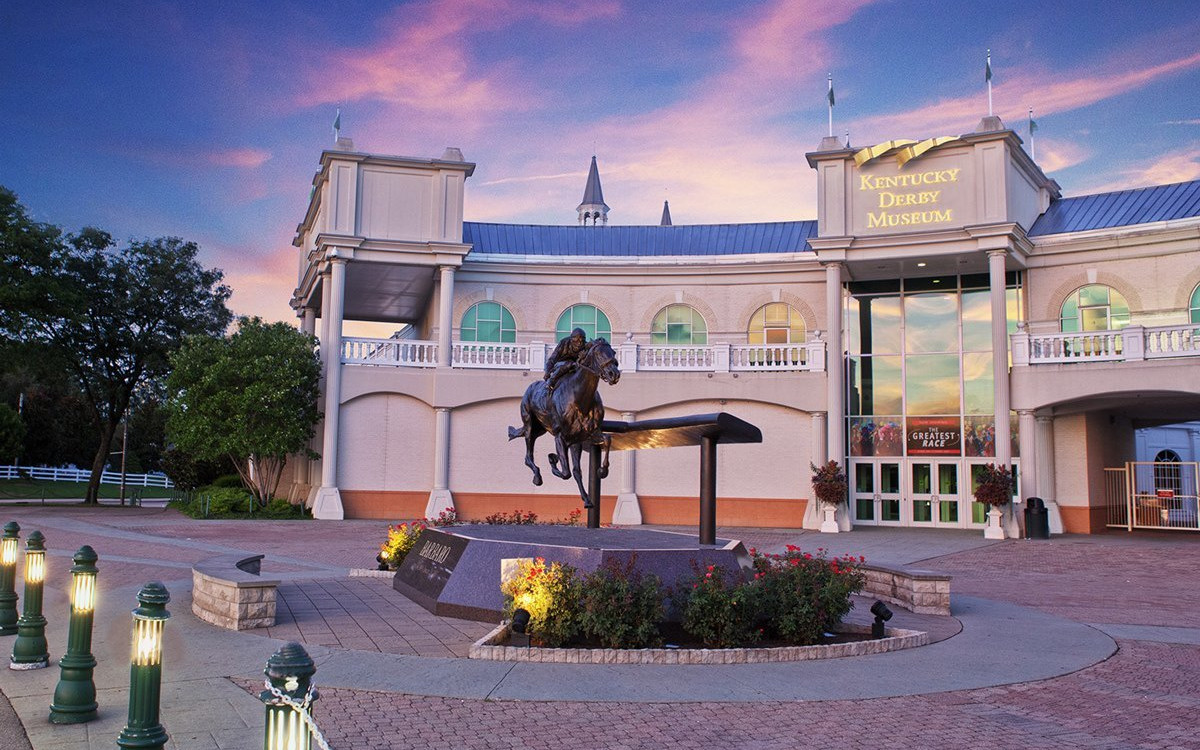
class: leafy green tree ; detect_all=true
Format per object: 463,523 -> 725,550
166,317 -> 321,507
0,187 -> 233,503
0,404 -> 24,464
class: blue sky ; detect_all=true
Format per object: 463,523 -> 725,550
2,1 -> 1198,321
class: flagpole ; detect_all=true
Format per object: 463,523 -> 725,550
827,74 -> 834,137
333,107 -> 342,144
1028,108 -> 1036,161
986,50 -> 993,117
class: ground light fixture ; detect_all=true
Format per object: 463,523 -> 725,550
49,545 -> 100,724
509,607 -> 532,646
0,522 -> 20,636
116,582 -> 171,750
870,600 -> 894,638
10,529 -> 49,669
261,641 -> 323,750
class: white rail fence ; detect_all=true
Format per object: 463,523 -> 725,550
1012,323 -> 1200,366
0,465 -> 174,488
341,337 -> 826,373
1105,461 -> 1199,532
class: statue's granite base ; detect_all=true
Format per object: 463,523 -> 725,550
393,524 -> 751,622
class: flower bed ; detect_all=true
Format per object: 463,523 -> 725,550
469,621 -> 928,664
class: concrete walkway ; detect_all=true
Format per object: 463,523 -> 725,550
0,507 -> 1195,749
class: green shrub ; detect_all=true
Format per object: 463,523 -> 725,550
578,557 -> 665,649
500,557 -> 581,647
210,474 -> 244,489
379,521 -> 426,570
752,546 -> 866,645
680,563 -> 761,648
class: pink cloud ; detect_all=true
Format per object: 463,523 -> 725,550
205,148 -> 272,169
1033,139 -> 1091,173
851,51 -> 1200,141
121,144 -> 272,171
1080,145 -> 1200,194
296,0 -> 619,121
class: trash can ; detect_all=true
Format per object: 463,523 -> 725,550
1024,497 -> 1050,539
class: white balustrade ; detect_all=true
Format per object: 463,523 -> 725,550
338,336 -> 825,373
1014,323 -> 1200,365
451,342 -> 531,369
341,337 -> 438,367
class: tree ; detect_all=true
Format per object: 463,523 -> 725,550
0,404 -> 23,464
0,187 -> 233,503
166,317 -> 321,506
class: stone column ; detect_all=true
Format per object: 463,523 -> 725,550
612,411 -> 642,525
988,249 -> 1016,537
313,256 -> 347,520
425,407 -> 455,518
803,412 -> 827,530
437,265 -> 456,368
307,273 -> 335,506
1036,415 -> 1063,533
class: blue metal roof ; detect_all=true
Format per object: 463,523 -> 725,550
1030,179 -> 1200,236
463,220 -> 817,257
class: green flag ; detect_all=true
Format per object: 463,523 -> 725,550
827,81 -> 835,108
333,109 -> 341,133
985,55 -> 992,83
1029,117 -> 1037,134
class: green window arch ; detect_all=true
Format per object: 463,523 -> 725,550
555,304 -> 612,342
651,304 -> 707,345
461,301 -> 516,343
1059,285 -> 1130,332
747,302 -> 806,344
1190,284 -> 1200,325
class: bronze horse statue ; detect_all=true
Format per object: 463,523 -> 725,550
507,337 -> 620,507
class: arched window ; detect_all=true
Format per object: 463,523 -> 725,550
747,302 -> 806,345
1190,284 -> 1200,325
1059,285 -> 1130,332
555,304 -> 612,342
460,301 -> 516,343
651,304 -> 707,345
1154,449 -> 1182,495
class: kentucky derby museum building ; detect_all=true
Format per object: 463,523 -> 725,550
285,116 -> 1200,537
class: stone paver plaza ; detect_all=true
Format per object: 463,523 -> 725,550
0,505 -> 1197,749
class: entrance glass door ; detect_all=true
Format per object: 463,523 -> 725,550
910,461 -> 960,526
851,461 -> 902,525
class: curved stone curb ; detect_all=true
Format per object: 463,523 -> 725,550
470,623 -> 928,664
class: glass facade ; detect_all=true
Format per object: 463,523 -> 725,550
846,274 -> 1022,460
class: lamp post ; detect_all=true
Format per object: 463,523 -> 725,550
49,546 -> 99,723
0,522 -> 20,636
116,582 -> 170,750
10,530 -> 48,669
260,642 -> 320,750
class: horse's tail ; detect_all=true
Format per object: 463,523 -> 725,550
507,425 -> 525,441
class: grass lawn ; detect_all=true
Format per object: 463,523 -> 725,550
0,479 -> 176,500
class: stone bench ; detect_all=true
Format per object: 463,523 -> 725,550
860,564 -> 951,616
191,554 -> 279,630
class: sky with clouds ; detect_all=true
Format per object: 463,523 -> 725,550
2,0 -> 1198,322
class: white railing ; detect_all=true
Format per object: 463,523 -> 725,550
340,337 -> 826,373
0,465 -> 174,487
1012,324 -> 1200,366
342,337 -> 438,367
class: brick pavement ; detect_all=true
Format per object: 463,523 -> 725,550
2,507 -> 1199,749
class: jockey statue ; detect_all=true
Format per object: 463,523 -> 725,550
544,327 -> 588,392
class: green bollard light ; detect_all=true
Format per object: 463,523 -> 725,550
49,546 -> 99,723
261,642 -> 320,750
116,582 -> 171,750
0,522 -> 20,636
10,530 -> 49,669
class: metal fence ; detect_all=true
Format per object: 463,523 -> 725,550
0,465 -> 174,488
1105,461 -> 1199,531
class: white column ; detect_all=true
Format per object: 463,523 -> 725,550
425,407 -> 455,517
307,274 -> 335,506
437,265 -> 456,368
988,249 -> 1017,537
294,307 -> 318,497
1036,415 -> 1063,533
612,411 -> 642,525
313,256 -> 347,520
803,411 -> 827,530
1017,409 -> 1037,500
825,263 -> 845,465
